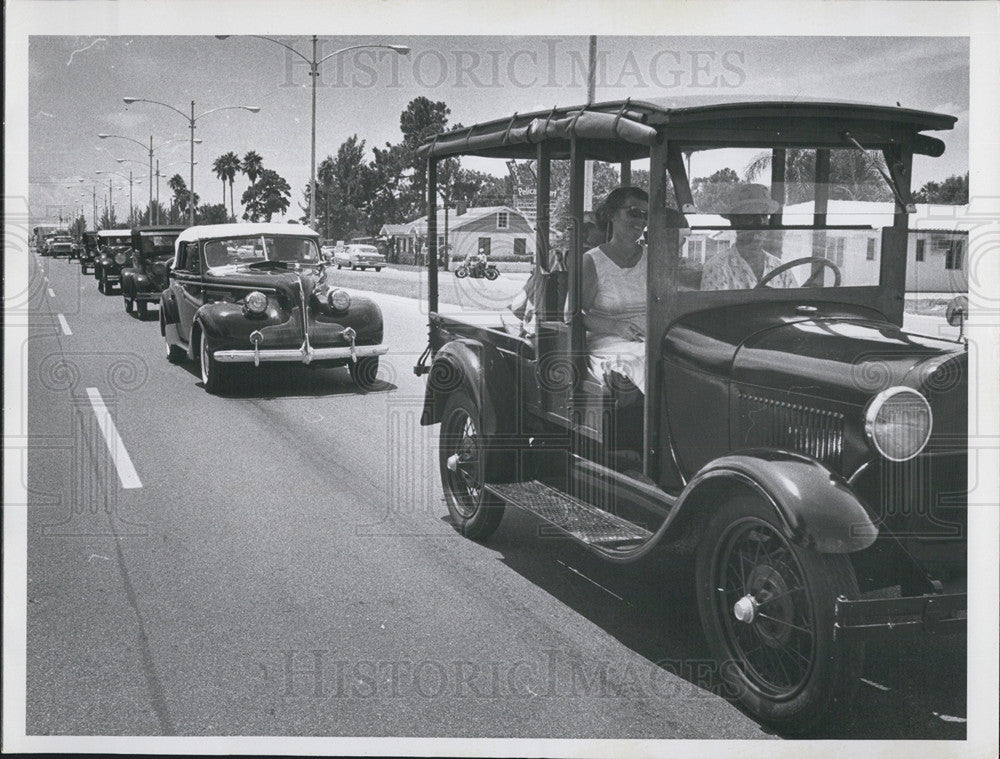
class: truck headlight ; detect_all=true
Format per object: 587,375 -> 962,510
864,387 -> 932,462
244,290 -> 268,315
114,253 -> 127,265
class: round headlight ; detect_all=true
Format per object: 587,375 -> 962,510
152,262 -> 167,277
864,387 -> 932,462
114,253 -> 127,265
327,289 -> 351,312
244,290 -> 268,315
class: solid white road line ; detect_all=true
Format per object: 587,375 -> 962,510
47,287 -> 55,297
85,387 -> 142,489
57,314 -> 72,335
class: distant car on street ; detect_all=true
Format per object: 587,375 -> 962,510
161,223 -> 388,394
94,229 -> 134,294
79,231 -> 99,274
120,225 -> 186,318
333,243 -> 385,271
47,235 -> 76,259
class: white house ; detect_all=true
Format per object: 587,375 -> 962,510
678,202 -> 967,293
380,205 -> 535,266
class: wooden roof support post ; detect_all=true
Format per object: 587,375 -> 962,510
620,159 -> 631,187
644,136 -> 671,479
568,135 -> 587,393
770,148 -> 786,227
535,142 -> 552,315
880,143 -> 912,325
427,157 -> 438,315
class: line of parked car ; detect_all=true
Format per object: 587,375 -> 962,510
52,223 -> 389,395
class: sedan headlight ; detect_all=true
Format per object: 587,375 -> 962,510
244,290 -> 268,315
114,253 -> 127,265
864,387 -> 932,462
327,288 -> 351,313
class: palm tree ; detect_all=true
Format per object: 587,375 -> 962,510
743,148 -> 891,204
219,152 -> 242,220
213,155 -> 228,206
242,150 -> 264,187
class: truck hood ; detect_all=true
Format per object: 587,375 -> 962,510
665,301 -> 965,405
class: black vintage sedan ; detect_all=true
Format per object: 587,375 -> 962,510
160,223 -> 388,394
94,229 -> 134,294
79,231 -> 99,274
121,225 -> 186,318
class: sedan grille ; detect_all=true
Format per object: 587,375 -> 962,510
738,391 -> 844,470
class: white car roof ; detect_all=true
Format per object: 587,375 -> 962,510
175,223 -> 319,245
97,229 -> 132,238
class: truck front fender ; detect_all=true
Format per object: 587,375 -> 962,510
662,449 -> 878,554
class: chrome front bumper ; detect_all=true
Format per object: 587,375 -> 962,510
214,342 -> 388,365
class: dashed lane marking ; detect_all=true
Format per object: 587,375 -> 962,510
57,313 -> 72,335
86,387 -> 142,489
47,287 -> 56,297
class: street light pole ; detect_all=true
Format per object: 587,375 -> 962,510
216,36 -> 408,230
122,97 -> 259,227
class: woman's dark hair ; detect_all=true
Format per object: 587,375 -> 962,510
595,186 -> 649,238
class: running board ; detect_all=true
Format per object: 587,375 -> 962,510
487,480 -> 652,548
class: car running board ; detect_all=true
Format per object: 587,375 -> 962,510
486,480 -> 652,549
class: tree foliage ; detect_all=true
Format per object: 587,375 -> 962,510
913,172 -> 968,204
242,168 -> 291,222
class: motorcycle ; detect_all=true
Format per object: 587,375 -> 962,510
454,260 -> 500,280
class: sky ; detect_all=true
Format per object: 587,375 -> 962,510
27,35 -> 969,225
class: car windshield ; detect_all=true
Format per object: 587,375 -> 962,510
140,234 -> 180,260
203,235 -> 321,269
678,147 -> 898,291
100,235 -> 132,246
54,236 -> 73,243
353,246 -> 380,255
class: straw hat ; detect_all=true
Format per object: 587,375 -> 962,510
724,183 -> 780,215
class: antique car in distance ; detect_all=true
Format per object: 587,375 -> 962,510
94,229 -> 134,294
121,225 -> 186,318
414,99 -> 967,733
79,231 -> 99,274
160,223 -> 388,394
46,234 -> 76,259
333,243 -> 386,271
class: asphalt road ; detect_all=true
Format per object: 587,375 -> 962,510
23,255 -> 966,739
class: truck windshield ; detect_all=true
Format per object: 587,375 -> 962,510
679,147 -> 899,291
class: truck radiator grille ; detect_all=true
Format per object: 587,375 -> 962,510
738,392 -> 844,470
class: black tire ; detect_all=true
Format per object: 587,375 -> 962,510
695,494 -> 864,734
438,390 -> 507,540
124,296 -> 134,313
374,267 -> 381,272
98,272 -> 106,294
485,267 -> 500,281
455,266 -> 468,279
163,314 -> 186,363
348,356 -> 380,391
199,331 -> 231,395
137,300 -> 148,320
337,264 -> 342,269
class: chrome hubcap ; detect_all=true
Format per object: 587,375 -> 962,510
733,594 -> 757,624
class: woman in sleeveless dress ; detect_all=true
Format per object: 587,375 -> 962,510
581,186 -> 649,394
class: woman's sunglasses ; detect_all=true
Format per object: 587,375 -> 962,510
623,207 -> 648,220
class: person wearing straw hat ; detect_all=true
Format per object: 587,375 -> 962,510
701,183 -> 798,291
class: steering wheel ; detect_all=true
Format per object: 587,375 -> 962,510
755,256 -> 841,289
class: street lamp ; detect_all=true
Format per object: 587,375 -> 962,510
98,134 -> 195,224
96,169 -> 145,225
122,98 -> 260,225
217,36 -> 409,230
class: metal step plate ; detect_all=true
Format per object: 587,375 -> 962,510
488,480 -> 652,548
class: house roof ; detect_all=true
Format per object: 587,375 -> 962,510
401,206 -> 531,236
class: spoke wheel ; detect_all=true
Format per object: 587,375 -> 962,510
696,494 -> 863,733
439,390 -> 506,540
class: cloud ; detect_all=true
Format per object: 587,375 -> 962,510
67,38 -> 107,66
102,110 -> 152,131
